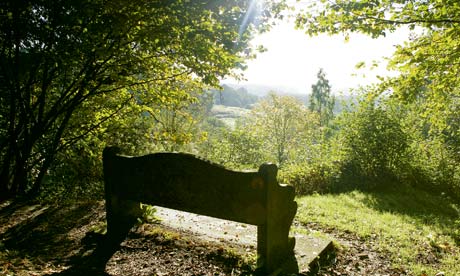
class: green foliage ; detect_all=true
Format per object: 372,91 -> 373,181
248,93 -> 320,167
199,92 -> 323,172
278,162 -> 339,195
294,0 -> 460,197
295,0 -> 460,38
398,97 -> 460,198
138,204 -> 158,224
198,123 -> 266,170
202,87 -> 458,198
383,28 -> 460,131
39,140 -> 105,201
142,83 -> 212,152
0,0 -> 281,199
200,92 -> 321,169
41,81 -> 216,200
337,97 -> 409,189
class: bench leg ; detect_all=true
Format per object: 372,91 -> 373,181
257,164 -> 298,274
257,201 -> 298,275
106,195 -> 142,244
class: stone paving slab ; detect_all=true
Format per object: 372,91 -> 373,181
156,206 -> 256,246
155,206 -> 333,273
294,233 -> 334,273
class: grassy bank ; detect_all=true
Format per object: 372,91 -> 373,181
296,189 -> 460,275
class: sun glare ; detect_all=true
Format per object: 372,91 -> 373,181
238,0 -> 261,38
230,10 -> 409,94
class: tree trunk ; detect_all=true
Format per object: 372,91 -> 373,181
0,125 -> 18,201
28,108 -> 74,198
0,158 -> 13,201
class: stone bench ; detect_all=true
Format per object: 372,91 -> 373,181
103,147 -> 298,274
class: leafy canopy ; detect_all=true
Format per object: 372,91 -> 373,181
0,0 -> 282,198
295,0 -> 460,130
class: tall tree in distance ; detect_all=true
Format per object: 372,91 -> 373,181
309,68 -> 335,127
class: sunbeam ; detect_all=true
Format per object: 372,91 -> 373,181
238,0 -> 261,38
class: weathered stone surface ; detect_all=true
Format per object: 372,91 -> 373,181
103,146 -> 298,274
294,234 -> 334,273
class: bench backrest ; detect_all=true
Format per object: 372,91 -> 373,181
103,147 -> 298,274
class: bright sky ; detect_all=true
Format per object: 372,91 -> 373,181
226,19 -> 410,94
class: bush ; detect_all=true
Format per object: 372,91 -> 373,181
337,102 -> 409,189
279,162 -> 340,195
405,137 -> 460,199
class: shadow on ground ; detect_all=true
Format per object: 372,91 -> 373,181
0,200 -> 258,276
0,200 -> 115,275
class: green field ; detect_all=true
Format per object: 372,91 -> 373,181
210,104 -> 249,128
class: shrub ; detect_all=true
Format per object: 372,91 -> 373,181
337,102 -> 409,189
279,162 -> 340,195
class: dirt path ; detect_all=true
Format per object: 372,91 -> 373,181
0,201 -> 258,276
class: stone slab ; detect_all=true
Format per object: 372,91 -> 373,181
293,233 -> 334,273
155,207 -> 334,273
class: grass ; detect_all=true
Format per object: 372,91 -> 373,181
296,188 -> 460,275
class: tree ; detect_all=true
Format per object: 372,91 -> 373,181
211,84 -> 259,108
295,0 -> 460,193
295,0 -> 460,38
309,68 -> 335,127
249,93 -> 319,167
0,0 -> 282,199
295,0 -> 460,127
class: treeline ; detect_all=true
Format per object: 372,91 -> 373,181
199,68 -> 460,199
201,90 -> 460,200
209,84 -> 259,109
10,65 -> 460,201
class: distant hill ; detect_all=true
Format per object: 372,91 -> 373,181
213,82 -> 356,115
209,84 -> 259,109
221,83 -> 306,97
222,83 -> 332,106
